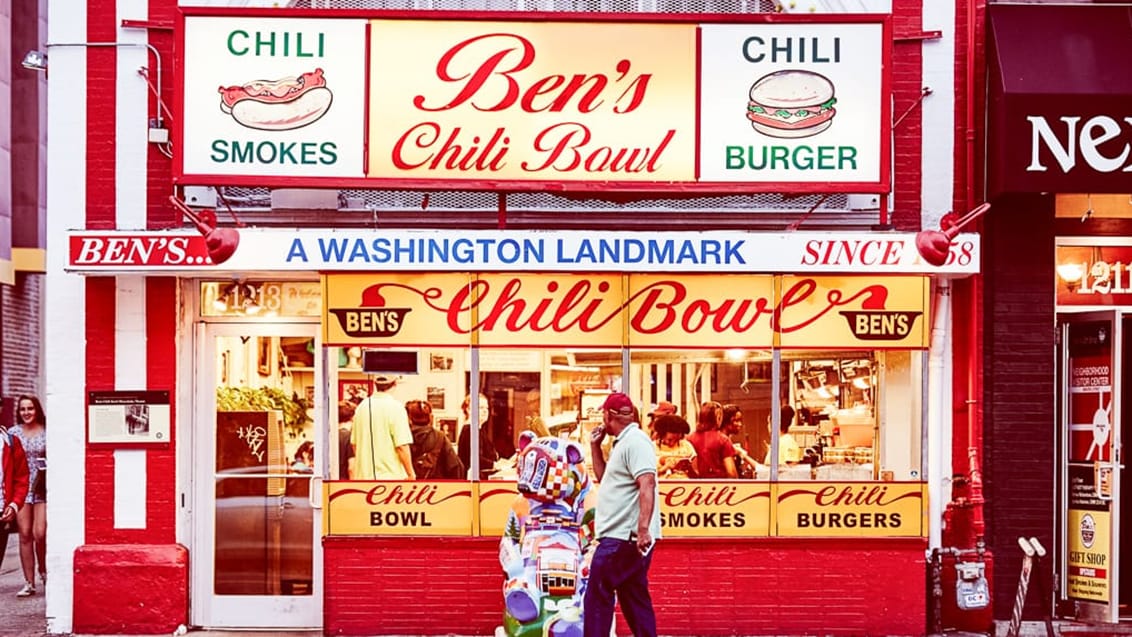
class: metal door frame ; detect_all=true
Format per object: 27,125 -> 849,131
190,321 -> 324,629
1057,310 -> 1122,623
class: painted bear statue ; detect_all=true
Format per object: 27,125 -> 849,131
498,431 -> 596,637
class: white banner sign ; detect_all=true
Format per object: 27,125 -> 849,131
67,229 -> 979,274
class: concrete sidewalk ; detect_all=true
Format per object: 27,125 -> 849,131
0,531 -> 47,636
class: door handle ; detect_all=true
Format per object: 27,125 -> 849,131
309,476 -> 323,510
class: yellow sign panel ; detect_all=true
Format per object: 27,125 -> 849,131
1066,509 -> 1111,602
478,482 -> 522,537
322,273 -> 472,346
778,276 -> 930,349
328,480 -> 923,538
659,481 -> 771,537
474,274 -> 625,347
367,20 -> 697,183
323,273 -> 930,348
325,481 -> 474,536
627,275 -> 775,348
775,482 -> 925,537
480,481 -> 771,538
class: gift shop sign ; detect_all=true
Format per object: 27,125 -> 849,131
775,482 -> 925,538
1066,464 -> 1112,603
176,11 -> 890,192
324,481 -> 474,536
322,273 -> 930,349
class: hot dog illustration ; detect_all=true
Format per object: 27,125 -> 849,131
218,68 -> 332,131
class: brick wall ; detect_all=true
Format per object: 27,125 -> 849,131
982,193 -> 1056,620
1,273 -> 44,407
890,0 -> 924,231
325,536 -> 927,636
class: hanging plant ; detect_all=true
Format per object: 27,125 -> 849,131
216,385 -> 310,432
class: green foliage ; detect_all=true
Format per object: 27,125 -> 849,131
216,385 -> 310,431
505,512 -> 521,542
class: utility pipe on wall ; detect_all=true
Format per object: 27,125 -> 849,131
928,278 -> 952,550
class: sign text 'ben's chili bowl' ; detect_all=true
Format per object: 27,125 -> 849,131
323,273 -> 929,349
367,20 -> 697,183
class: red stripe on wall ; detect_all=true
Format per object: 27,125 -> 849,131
145,277 -> 177,542
86,0 -> 118,230
84,276 -> 118,543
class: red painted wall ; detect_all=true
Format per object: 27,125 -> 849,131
325,537 -> 927,636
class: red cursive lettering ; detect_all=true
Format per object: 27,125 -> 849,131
413,33 -> 652,115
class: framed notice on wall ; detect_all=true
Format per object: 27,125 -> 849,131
88,390 -> 171,445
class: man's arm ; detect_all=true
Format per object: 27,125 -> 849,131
634,471 -> 657,554
589,434 -> 608,482
396,444 -> 416,480
723,455 -> 738,479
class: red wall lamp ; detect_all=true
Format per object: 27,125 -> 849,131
168,195 -> 241,264
915,203 -> 991,267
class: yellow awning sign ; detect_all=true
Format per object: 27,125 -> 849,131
324,273 -> 930,348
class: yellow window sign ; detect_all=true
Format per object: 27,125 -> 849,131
658,481 -> 771,538
627,275 -> 775,349
778,275 -> 930,349
323,273 -> 472,346
1066,508 -> 1111,602
775,482 -> 925,538
325,481 -> 474,536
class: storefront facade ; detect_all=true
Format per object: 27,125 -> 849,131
44,1 -> 982,635
985,2 -> 1132,627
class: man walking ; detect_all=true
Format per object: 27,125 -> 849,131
584,392 -> 660,637
351,374 -> 415,480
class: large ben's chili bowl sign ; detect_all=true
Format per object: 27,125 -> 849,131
322,273 -> 930,349
176,10 -> 890,192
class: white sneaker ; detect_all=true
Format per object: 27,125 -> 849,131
16,582 -> 35,597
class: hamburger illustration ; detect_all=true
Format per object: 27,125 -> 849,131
746,70 -> 837,139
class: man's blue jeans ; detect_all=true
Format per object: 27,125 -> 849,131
583,537 -> 657,637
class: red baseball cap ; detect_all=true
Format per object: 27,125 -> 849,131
601,392 -> 635,415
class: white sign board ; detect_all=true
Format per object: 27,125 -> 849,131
67,229 -> 979,275
698,23 -> 885,183
181,16 -> 367,178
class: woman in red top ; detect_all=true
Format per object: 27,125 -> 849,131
686,401 -> 737,479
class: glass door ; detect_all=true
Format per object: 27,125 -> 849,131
1058,311 -> 1122,623
192,322 -> 323,629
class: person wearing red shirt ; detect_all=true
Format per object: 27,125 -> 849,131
0,423 -> 31,574
686,401 -> 737,479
